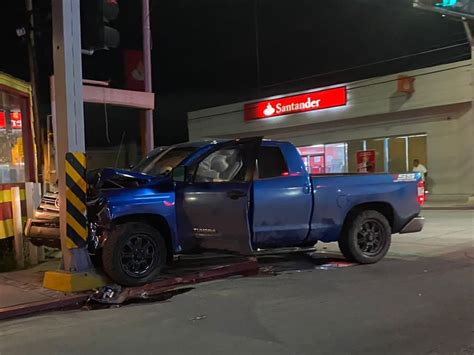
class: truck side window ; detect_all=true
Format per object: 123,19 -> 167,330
258,147 -> 288,179
195,148 -> 245,183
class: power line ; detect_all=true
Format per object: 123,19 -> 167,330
262,42 -> 469,89
347,62 -> 469,91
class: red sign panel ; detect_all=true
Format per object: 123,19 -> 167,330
356,150 -> 376,173
244,86 -> 347,121
0,111 -> 22,129
124,49 -> 145,91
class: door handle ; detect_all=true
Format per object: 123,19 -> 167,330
227,190 -> 247,200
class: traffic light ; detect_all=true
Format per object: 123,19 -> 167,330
437,0 -> 457,7
81,0 -> 120,51
413,0 -> 474,18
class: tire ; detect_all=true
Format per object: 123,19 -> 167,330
102,222 -> 167,286
338,210 -> 391,264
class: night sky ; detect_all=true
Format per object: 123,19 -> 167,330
0,0 -> 470,147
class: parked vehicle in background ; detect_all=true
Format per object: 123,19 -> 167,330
24,192 -> 60,248
84,138 -> 425,286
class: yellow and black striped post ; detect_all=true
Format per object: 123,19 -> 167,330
43,152 -> 106,292
65,152 -> 88,249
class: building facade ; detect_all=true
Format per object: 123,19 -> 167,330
0,72 -> 35,246
0,72 -> 36,184
188,60 -> 474,202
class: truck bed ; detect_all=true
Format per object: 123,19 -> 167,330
308,173 -> 422,243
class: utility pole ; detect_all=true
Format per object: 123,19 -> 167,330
464,21 -> 473,46
254,0 -> 262,97
25,0 -> 42,182
142,0 -> 154,153
51,0 -> 91,272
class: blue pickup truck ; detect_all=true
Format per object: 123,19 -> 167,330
85,137 -> 425,286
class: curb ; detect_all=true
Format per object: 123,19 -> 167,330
121,258 -> 259,301
0,258 -> 259,321
0,294 -> 89,321
422,206 -> 474,211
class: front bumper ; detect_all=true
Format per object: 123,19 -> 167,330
399,216 -> 425,234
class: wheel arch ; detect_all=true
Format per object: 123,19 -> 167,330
342,202 -> 395,233
112,213 -> 174,265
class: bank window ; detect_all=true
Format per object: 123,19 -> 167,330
297,144 -> 347,174
407,134 -> 428,171
297,145 -> 325,174
298,134 -> 427,175
388,137 -> 407,173
258,147 -> 288,179
195,148 -> 245,183
324,143 -> 347,174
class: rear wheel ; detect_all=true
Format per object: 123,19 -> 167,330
102,222 -> 167,286
338,210 -> 391,264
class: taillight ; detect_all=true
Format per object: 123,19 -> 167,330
417,180 -> 425,205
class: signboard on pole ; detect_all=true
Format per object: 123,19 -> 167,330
356,150 -> 376,173
124,50 -> 145,91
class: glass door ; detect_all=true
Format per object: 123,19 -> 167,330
309,154 -> 325,175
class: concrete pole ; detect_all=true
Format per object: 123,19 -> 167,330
466,21 -> 474,205
52,0 -> 91,271
11,187 -> 24,269
142,0 -> 154,153
463,21 -> 473,47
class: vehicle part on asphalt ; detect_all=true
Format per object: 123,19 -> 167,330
88,284 -> 124,304
190,315 -> 207,321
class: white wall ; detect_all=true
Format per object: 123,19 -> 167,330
188,61 -> 474,200
189,61 -> 472,140
275,103 -> 473,200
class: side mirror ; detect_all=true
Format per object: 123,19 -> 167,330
172,166 -> 187,182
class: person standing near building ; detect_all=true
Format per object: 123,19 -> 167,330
413,159 -> 428,181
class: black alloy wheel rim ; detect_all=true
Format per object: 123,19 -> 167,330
120,234 -> 157,278
357,219 -> 385,256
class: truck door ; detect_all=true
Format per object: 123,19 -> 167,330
175,138 -> 261,255
252,143 -> 313,248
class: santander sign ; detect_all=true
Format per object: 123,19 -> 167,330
244,86 -> 347,121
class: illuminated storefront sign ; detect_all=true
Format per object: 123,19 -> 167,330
0,111 -> 22,129
244,86 -> 347,121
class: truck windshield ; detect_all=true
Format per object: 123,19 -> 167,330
132,147 -> 197,176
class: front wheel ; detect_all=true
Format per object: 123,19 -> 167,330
338,210 -> 391,264
102,222 -> 167,286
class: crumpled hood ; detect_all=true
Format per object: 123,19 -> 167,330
88,168 -> 154,191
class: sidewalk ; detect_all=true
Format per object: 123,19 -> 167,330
423,200 -> 474,210
0,260 -> 89,320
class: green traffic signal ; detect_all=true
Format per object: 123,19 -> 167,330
436,0 -> 457,6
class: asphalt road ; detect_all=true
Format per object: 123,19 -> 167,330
1,211 -> 473,355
